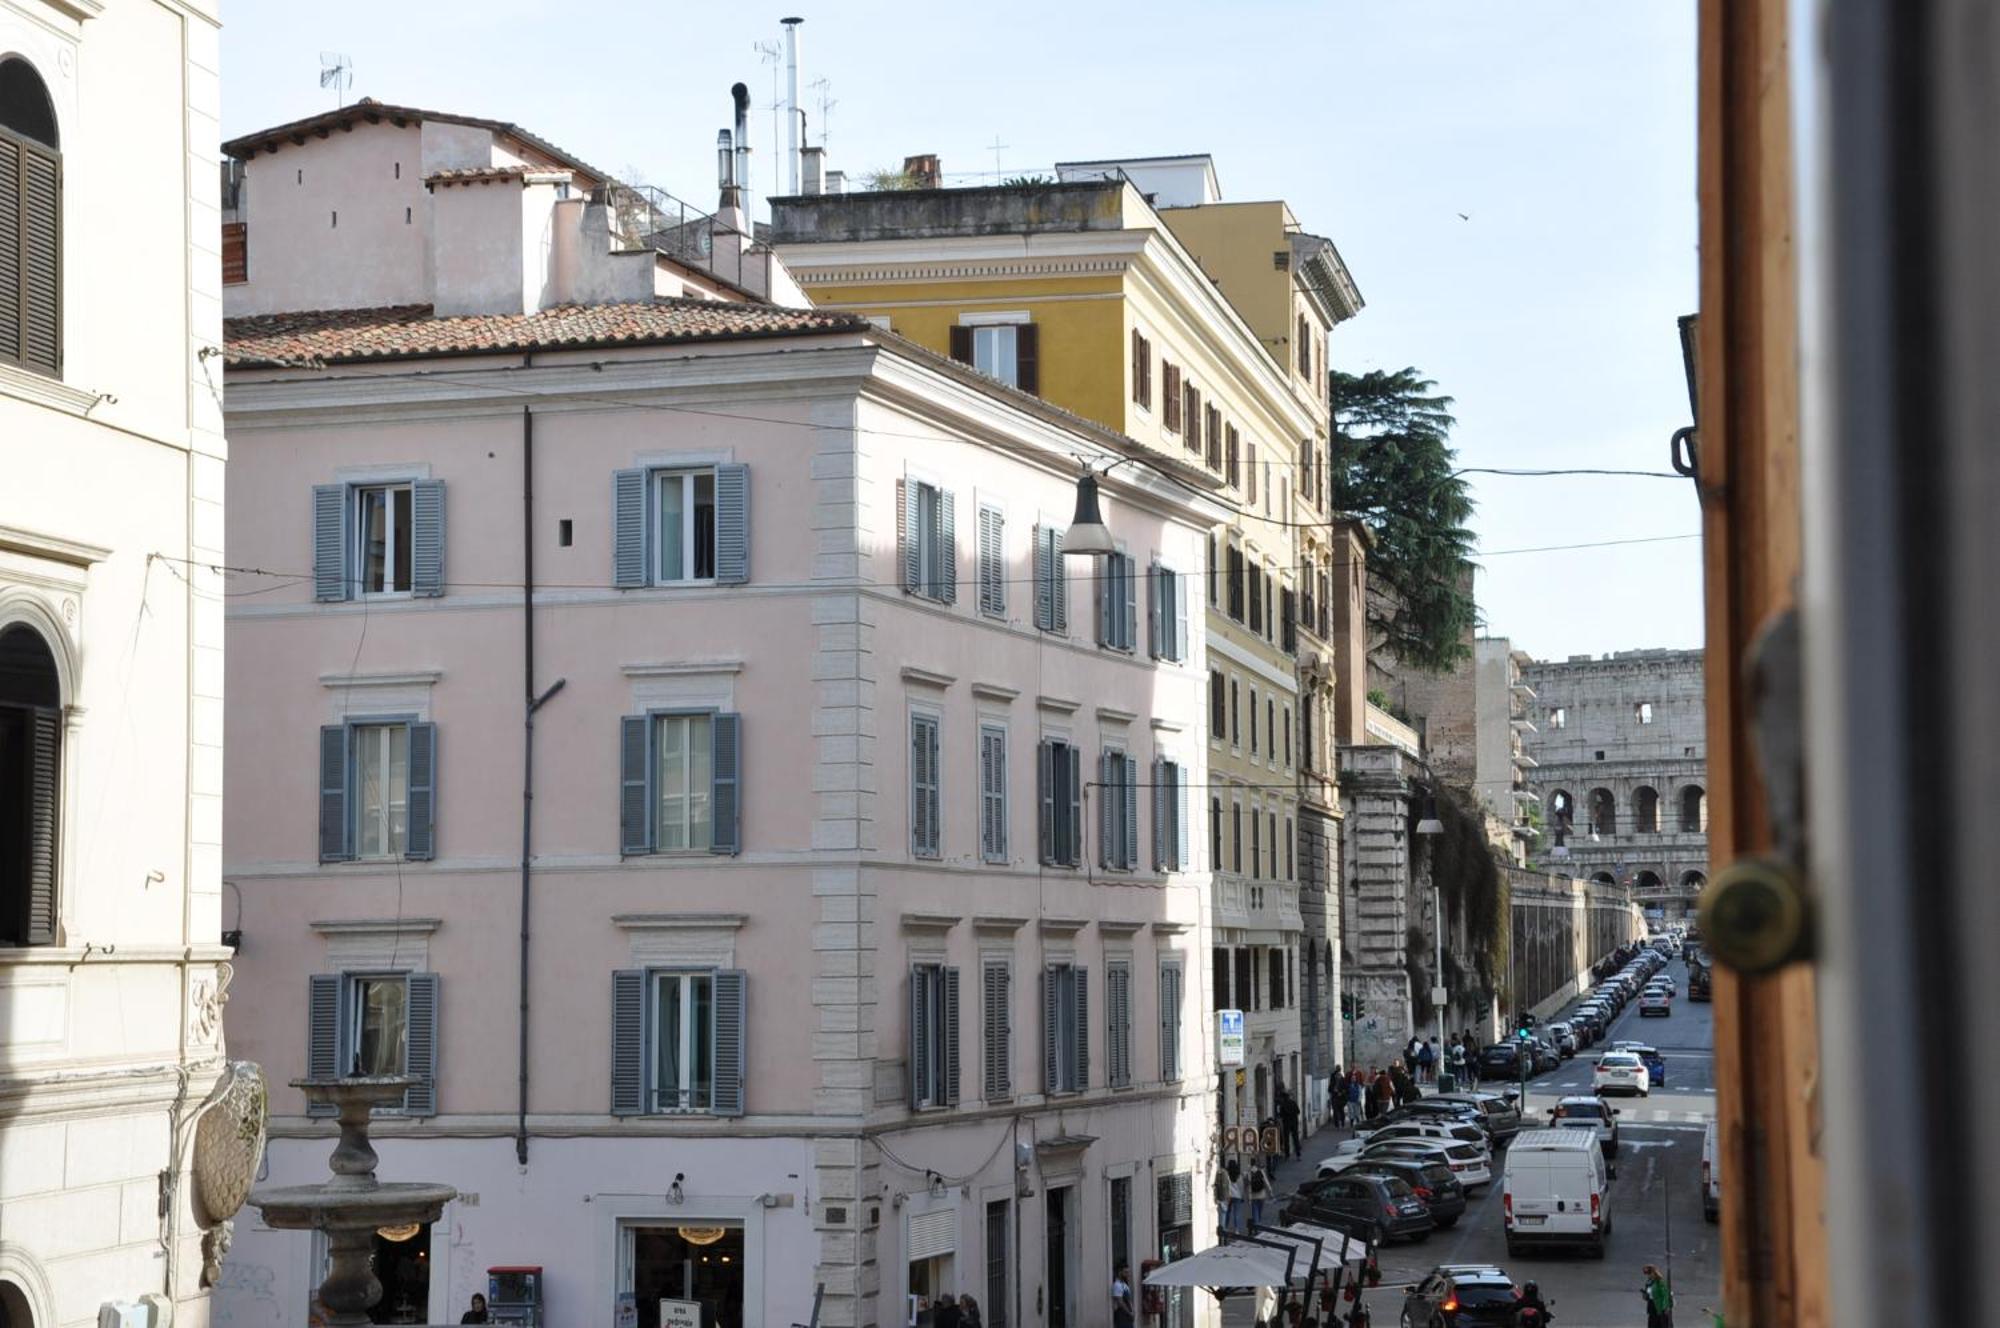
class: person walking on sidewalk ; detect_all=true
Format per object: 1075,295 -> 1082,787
1371,1066 -> 1393,1119
1417,1038 -> 1437,1085
1445,1038 -> 1466,1087
1278,1087 -> 1303,1158
1642,1265 -> 1674,1328
1330,1064 -> 1348,1128
1349,1069 -> 1365,1124
1246,1158 -> 1272,1229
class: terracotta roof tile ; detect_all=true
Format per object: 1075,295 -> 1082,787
223,301 -> 871,366
424,166 -> 542,186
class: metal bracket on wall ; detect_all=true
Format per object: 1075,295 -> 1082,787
1701,606 -> 1814,972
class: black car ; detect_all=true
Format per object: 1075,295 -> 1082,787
1400,1265 -> 1523,1328
1689,962 -> 1713,1001
1344,1157 -> 1466,1228
1476,1043 -> 1524,1079
1429,1091 -> 1524,1144
1281,1171 -> 1434,1244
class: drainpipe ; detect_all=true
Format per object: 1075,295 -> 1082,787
517,383 -> 566,1166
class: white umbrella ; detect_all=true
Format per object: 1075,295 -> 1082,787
1141,1241 -> 1299,1290
1263,1222 -> 1372,1267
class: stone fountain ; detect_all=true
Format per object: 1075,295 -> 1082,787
248,1077 -> 457,1326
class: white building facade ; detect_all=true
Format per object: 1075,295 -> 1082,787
0,4 -> 238,1326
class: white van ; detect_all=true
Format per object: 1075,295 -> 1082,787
1702,1118 -> 1720,1222
1502,1128 -> 1613,1258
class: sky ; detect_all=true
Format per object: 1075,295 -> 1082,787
220,1 -> 1703,661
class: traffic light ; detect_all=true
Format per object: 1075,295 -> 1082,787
1340,994 -> 1356,1020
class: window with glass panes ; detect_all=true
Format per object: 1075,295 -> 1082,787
353,723 -> 410,858
355,484 -> 413,594
654,713 -> 714,851
350,975 -> 407,1077
652,971 -> 716,1112
655,469 -> 718,582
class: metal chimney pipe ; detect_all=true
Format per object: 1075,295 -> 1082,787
782,17 -> 803,196
717,129 -> 734,189
731,82 -> 752,217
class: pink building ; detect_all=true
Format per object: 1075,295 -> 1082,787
217,105 -> 1224,1328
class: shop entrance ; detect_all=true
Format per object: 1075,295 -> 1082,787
1043,1187 -> 1075,1328
622,1223 -> 745,1328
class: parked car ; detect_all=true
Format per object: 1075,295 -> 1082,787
1400,1264 -> 1524,1327
1476,1043 -> 1525,1080
1702,1118 -> 1721,1222
1546,1094 -> 1622,1158
1592,1051 -> 1650,1097
1532,1037 -> 1563,1073
1372,1100 -> 1491,1137
1282,1171 -> 1434,1244
1327,1120 -> 1490,1167
1342,1157 -> 1466,1229
1546,1021 -> 1579,1057
1503,1129 -> 1614,1258
1323,1137 -> 1493,1190
1429,1090 -> 1524,1142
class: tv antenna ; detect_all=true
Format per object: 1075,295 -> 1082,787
319,52 -> 353,109
810,76 -> 837,152
755,38 -> 783,196
988,134 -> 1010,183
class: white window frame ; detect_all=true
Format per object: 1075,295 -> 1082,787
352,720 -> 410,860
653,467 -> 719,585
347,972 -> 408,1078
971,325 -> 1021,387
653,710 -> 716,854
649,969 -> 716,1114
353,482 -> 414,597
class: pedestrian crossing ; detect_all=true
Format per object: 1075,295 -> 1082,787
1620,1108 -> 1712,1126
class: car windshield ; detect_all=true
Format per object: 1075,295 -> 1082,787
1446,1144 -> 1482,1161
1601,1054 -> 1639,1067
1381,1176 -> 1416,1199
1556,1102 -> 1606,1119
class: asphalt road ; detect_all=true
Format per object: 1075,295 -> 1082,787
1362,957 -> 1721,1328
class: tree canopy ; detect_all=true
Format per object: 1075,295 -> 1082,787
1329,367 -> 1478,672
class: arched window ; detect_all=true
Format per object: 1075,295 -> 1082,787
1633,785 -> 1660,833
1588,787 -> 1617,837
1,57 -> 61,377
0,624 -> 62,945
1635,870 -> 1663,892
1591,871 -> 1616,885
1680,870 -> 1708,893
1679,784 -> 1707,833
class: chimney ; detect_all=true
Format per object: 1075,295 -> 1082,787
825,169 -> 846,195
782,17 -> 804,196
903,154 -> 941,189
732,83 -> 752,215
801,146 -> 826,196
716,84 -> 753,235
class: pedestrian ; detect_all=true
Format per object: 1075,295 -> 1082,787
958,1296 -> 983,1328
1330,1064 -> 1347,1128
1371,1066 -> 1393,1119
1279,1086 -> 1303,1158
1392,1062 -> 1417,1108
1347,1069 -> 1364,1125
1224,1158 -> 1244,1232
460,1294 -> 490,1325
1642,1264 -> 1674,1328
1246,1158 -> 1271,1228
1445,1039 -> 1466,1087
935,1290 -> 962,1328
1417,1038 -> 1437,1085
1112,1264 -> 1136,1328
1406,1036 -> 1423,1073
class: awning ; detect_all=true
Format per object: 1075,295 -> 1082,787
1141,1242 -> 1298,1290
1261,1222 -> 1371,1268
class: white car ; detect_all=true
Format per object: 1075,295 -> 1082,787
1638,989 -> 1672,1018
1320,1137 -> 1493,1189
1350,1119 -> 1490,1153
1546,1094 -> 1622,1157
1593,1051 -> 1650,1096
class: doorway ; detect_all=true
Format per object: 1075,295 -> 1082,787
623,1223 -> 746,1328
1044,1186 -> 1075,1328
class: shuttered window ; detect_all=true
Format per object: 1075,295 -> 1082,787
1158,963 -> 1185,1082
1152,758 -> 1189,872
1036,738 -> 1084,867
305,971 -> 439,1116
1042,962 -> 1088,1094
1033,524 -> 1069,633
1106,962 -> 1133,1089
1209,671 -> 1226,740
899,478 -> 958,603
1097,749 -> 1139,871
908,963 -> 961,1109
0,59 -> 61,378
1130,329 -> 1152,409
619,711 -> 742,856
609,968 -> 746,1116
954,323 -> 1040,394
1246,442 -> 1259,504
1226,545 -> 1245,622
1095,551 -> 1137,652
318,719 -> 437,863
979,724 -> 1008,863
1162,363 -> 1182,433
1185,383 -> 1203,457
1147,564 -> 1190,663
610,465 -> 750,589
312,479 -> 446,601
910,712 -> 942,859
977,504 -> 1006,618
0,623 -> 61,946
222,222 -> 248,285
982,960 -> 1013,1100
1224,424 -> 1239,488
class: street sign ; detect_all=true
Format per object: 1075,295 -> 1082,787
1218,1009 -> 1245,1066
660,1301 -> 701,1328
1431,985 -> 1448,1007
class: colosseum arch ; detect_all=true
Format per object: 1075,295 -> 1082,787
1587,787 -> 1617,837
1679,784 -> 1708,833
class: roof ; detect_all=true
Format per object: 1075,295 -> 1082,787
222,99 -> 616,188
1510,1129 -> 1603,1151
223,300 -> 871,367
424,166 -> 570,188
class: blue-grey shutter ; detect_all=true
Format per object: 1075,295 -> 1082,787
313,484 -> 349,602
1120,555 -> 1138,651
1042,967 -> 1059,1093
1098,751 -> 1116,868
1147,563 -> 1163,659
1176,763 -> 1191,871
1122,754 -> 1140,870
711,968 -> 747,1116
23,708 -> 58,945
1048,740 -> 1064,868
411,479 -> 445,597
714,463 -> 749,585
306,974 -> 343,1118
899,479 -> 920,593
1052,529 -> 1068,631
710,713 -> 742,855
620,716 -> 651,855
937,489 -> 957,603
909,967 -> 931,1109
1096,555 -> 1114,646
943,966 -> 961,1106
1152,757 -> 1168,871
1033,525 -> 1053,630
911,715 -> 939,858
318,725 -> 350,863
1108,965 -> 1130,1088
404,722 -> 437,861
984,962 -> 1011,1099
403,972 -> 439,1115
1074,967 -> 1090,1089
610,969 -> 646,1115
613,468 -> 648,588
1160,965 -> 1182,1081
1066,744 -> 1083,867
1173,568 -> 1190,662
978,507 -> 1005,617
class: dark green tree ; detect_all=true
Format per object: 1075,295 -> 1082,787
1329,367 -> 1478,672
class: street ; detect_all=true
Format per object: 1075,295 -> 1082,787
1234,957 -> 1720,1328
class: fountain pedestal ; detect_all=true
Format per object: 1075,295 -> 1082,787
249,1077 -> 457,1326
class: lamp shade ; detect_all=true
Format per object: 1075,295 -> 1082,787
1415,792 -> 1444,836
1062,472 -> 1115,557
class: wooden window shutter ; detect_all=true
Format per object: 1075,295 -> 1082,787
619,715 -> 651,855
1037,739 -> 1056,865
909,966 -> 932,1109
222,222 -> 248,285
403,722 -> 437,861
612,469 -> 649,588
410,480 -> 446,598
1176,763 -> 1191,870
1151,756 -> 1168,870
1033,524 -> 1053,631
20,706 -> 59,944
402,973 -> 440,1115
713,463 -> 750,585
1247,443 -> 1258,503
936,488 -> 957,603
1164,364 -> 1182,432
0,131 -> 61,376
318,724 -> 351,863
1042,967 -> 1060,1092
1097,750 -> 1117,868
898,479 -> 919,593
312,484 -> 350,602
943,965 -> 962,1106
710,969 -> 747,1116
950,324 -> 974,365
984,961 -> 1012,1099
709,713 -> 742,855
1122,753 -> 1140,870
978,506 -> 1005,617
1073,966 -> 1089,1088
306,974 -> 344,1118
1014,324 -> 1039,395
610,970 -> 646,1115
1065,743 -> 1083,866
